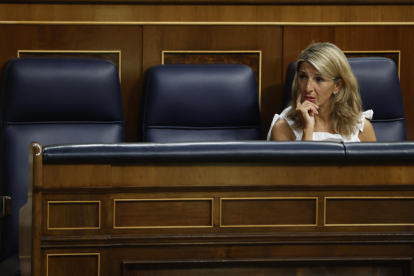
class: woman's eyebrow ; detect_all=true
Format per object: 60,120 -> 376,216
299,71 -> 322,76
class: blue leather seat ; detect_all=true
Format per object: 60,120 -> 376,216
140,64 -> 262,142
283,57 -> 406,141
0,58 -> 125,276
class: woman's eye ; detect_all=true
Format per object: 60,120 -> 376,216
316,77 -> 325,82
299,75 -> 307,80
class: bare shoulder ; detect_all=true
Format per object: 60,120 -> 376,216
270,118 -> 296,141
358,118 -> 377,142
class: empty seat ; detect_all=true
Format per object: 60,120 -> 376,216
0,58 -> 125,276
140,64 -> 262,142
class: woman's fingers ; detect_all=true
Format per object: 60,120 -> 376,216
296,101 -> 319,116
309,105 -> 319,115
305,101 -> 319,110
296,96 -> 319,110
311,102 -> 319,110
295,97 -> 317,131
296,94 -> 302,108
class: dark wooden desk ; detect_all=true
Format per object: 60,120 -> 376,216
20,143 -> 414,276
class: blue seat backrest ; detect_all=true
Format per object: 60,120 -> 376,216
140,64 -> 262,142
282,57 -> 406,141
0,58 -> 125,268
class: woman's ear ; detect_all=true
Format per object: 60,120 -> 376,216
333,79 -> 344,95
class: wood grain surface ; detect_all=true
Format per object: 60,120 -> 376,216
29,158 -> 414,275
1,0 -> 414,4
1,5 -> 414,23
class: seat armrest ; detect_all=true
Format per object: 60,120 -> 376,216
0,196 -> 12,217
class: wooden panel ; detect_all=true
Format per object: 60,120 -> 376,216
47,253 -> 99,276
325,197 -> 414,226
41,193 -> 108,237
1,5 -> 414,23
2,0 -> 414,4
143,26 -> 282,138
283,26 -> 414,140
122,259 -> 408,276
111,164 -> 414,186
18,51 -> 120,68
35,160 -> 414,275
66,243 -> 414,272
43,165 -> 112,188
48,201 -> 100,230
114,199 -> 213,228
220,198 -> 317,227
0,25 -> 142,142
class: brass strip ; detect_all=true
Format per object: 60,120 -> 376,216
113,198 -> 214,229
162,50 -> 262,109
46,253 -> 100,276
343,50 -> 401,78
324,196 -> 414,227
1,21 -> 414,26
47,201 -> 101,230
17,50 -> 122,82
220,197 -> 318,228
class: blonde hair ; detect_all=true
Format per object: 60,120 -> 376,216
286,42 -> 363,138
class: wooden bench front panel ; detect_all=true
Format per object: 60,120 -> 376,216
35,162 -> 414,276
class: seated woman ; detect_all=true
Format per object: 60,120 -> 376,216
268,42 -> 376,142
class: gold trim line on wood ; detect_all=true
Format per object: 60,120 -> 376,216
17,50 -> 122,82
2,21 -> 414,26
220,197 -> 318,228
324,196 -> 414,227
343,50 -> 401,78
47,201 -> 101,231
46,253 -> 100,276
113,198 -> 214,229
162,50 -> 262,109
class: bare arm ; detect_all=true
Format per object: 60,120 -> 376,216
358,119 -> 377,142
270,118 -> 296,141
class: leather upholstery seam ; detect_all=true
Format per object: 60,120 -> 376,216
342,141 -> 348,162
143,126 -> 262,130
370,118 -> 405,122
3,121 -> 123,125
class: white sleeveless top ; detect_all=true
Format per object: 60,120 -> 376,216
266,107 -> 373,142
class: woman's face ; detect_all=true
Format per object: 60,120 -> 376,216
297,62 -> 342,109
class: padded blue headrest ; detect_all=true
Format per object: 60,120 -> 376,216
1,58 -> 123,123
141,64 -> 262,142
282,57 -> 406,141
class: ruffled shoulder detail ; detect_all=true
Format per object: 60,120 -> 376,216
267,113 -> 281,140
267,107 -> 297,140
356,109 -> 374,132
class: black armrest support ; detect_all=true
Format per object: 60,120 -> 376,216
0,196 -> 12,217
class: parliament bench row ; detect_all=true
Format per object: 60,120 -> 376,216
18,140 -> 414,276
0,57 -> 409,276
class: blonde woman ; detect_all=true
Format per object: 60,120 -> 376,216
268,42 -> 376,142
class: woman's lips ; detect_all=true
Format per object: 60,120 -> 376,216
304,96 -> 316,103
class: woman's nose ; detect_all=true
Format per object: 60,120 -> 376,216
306,80 -> 314,92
